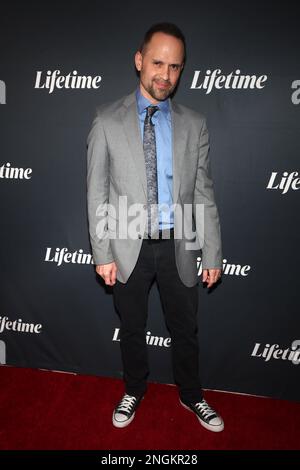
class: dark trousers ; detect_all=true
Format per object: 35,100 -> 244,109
112,234 -> 203,403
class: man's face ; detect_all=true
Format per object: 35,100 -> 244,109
135,32 -> 185,103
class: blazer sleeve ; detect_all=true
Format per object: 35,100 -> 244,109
193,118 -> 223,270
86,110 -> 114,265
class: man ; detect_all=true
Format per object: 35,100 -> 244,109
87,23 -> 224,432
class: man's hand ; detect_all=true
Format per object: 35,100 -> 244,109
96,262 -> 117,286
202,268 -> 222,288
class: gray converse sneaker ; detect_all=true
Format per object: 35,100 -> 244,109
180,398 -> 224,432
112,393 -> 144,428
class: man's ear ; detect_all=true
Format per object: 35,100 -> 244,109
135,51 -> 142,72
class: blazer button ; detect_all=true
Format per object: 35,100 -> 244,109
138,234 -> 142,239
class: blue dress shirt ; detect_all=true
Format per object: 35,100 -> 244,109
135,86 -> 174,230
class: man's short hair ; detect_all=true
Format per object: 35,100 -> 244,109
138,22 -> 186,64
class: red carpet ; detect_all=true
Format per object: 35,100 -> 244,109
0,366 -> 299,450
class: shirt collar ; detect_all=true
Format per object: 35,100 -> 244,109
135,86 -> 170,116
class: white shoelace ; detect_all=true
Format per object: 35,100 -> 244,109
117,394 -> 137,413
195,399 -> 217,419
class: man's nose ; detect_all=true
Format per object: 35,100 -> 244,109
161,65 -> 170,81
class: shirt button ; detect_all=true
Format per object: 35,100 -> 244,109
143,204 -> 147,210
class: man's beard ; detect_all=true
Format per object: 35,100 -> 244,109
146,78 -> 174,101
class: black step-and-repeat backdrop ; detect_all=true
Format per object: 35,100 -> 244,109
1,1 -> 299,401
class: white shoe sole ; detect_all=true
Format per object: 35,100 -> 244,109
112,411 -> 136,428
179,399 -> 224,433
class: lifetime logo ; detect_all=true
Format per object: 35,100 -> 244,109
34,70 -> 102,94
267,171 -> 300,194
197,257 -> 251,277
0,340 -> 6,364
0,80 -> 6,104
190,69 -> 268,94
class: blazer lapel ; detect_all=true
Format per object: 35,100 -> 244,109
121,91 -> 148,200
170,99 -> 188,204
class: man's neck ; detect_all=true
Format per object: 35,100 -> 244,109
139,83 -> 159,105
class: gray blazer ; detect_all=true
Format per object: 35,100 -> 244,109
87,90 -> 222,287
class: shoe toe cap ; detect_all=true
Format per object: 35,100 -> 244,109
210,416 -> 222,425
209,416 -> 224,430
114,412 -> 128,422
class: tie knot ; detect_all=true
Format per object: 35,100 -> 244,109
146,105 -> 159,119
